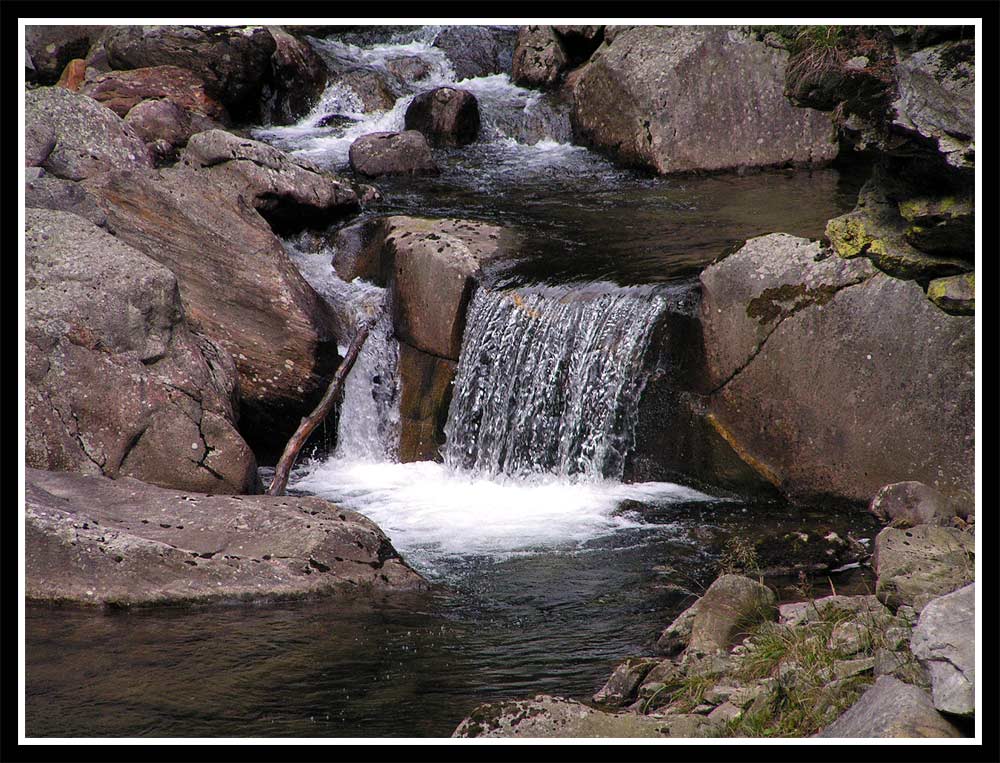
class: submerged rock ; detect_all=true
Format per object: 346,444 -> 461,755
817,676 -> 963,737
910,583 -> 975,717
25,209 -> 257,494
571,26 -> 837,174
25,468 -> 425,607
348,131 -> 440,177
404,87 -> 481,147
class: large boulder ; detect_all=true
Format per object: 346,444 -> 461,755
179,129 -> 358,231
686,575 -> 778,655
404,87 -> 480,147
25,25 -> 105,83
83,164 -> 342,461
869,481 -> 964,527
699,233 -> 975,505
348,131 -> 440,177
261,26 -> 329,125
25,86 -> 153,180
104,25 -> 277,119
432,25 -> 517,81
910,583 -> 975,717
817,676 -> 963,737
122,99 -> 214,162
25,208 -> 257,494
453,695 -> 713,738
79,65 -> 229,120
24,169 -> 107,227
891,39 -> 974,173
25,468 -> 425,607
571,26 -> 837,174
873,525 -> 974,612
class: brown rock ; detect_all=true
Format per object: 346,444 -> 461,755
512,26 -> 568,88
404,87 -> 480,147
25,25 -> 105,83
348,131 -> 440,178
26,208 -> 257,494
81,65 -> 229,121
55,58 -> 87,91
397,343 -> 456,463
26,468 -> 426,607
261,26 -> 329,125
83,166 -> 341,460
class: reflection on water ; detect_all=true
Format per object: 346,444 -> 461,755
26,497 -> 877,738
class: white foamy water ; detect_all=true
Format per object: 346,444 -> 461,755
289,459 -> 717,574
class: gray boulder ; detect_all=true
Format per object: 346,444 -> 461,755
571,26 -> 836,174
404,87 -> 480,147
26,468 -> 425,607
24,170 -> 107,227
593,657 -> 660,708
927,273 -> 975,315
817,676 -> 963,737
453,695 -> 713,738
869,481 -> 964,527
25,86 -> 153,180
892,40 -> 974,172
104,25 -> 277,119
910,583 -> 975,717
873,525 -> 974,612
655,600 -> 700,656
180,129 -> 358,229
686,574 -> 777,655
26,209 -> 257,494
348,131 -> 440,177
700,233 -> 974,504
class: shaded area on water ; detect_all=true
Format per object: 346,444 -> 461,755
25,498 -> 877,738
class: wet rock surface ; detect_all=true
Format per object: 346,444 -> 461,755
26,468 -> 426,607
26,208 -> 257,494
404,87 -> 481,147
349,131 -> 440,177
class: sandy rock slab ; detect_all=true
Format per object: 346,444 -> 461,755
26,468 -> 427,608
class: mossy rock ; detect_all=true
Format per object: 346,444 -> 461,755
927,273 -> 974,315
898,195 -> 974,258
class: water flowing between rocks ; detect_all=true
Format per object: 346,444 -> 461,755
26,27 -> 879,738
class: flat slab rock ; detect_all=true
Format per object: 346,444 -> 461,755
26,468 -> 426,607
453,695 -> 714,738
910,583 -> 975,717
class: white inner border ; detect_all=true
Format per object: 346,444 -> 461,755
17,15 -> 984,747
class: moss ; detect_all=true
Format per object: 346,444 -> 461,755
825,214 -> 873,259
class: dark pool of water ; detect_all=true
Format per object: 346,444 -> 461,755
25,498 -> 877,738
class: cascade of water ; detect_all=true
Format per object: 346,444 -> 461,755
443,285 -> 668,482
283,236 -> 401,461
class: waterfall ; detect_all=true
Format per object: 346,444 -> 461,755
283,236 -> 401,462
443,285 -> 668,481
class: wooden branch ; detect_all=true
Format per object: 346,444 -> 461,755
267,319 -> 375,496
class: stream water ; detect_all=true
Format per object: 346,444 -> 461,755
26,26 -> 877,738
